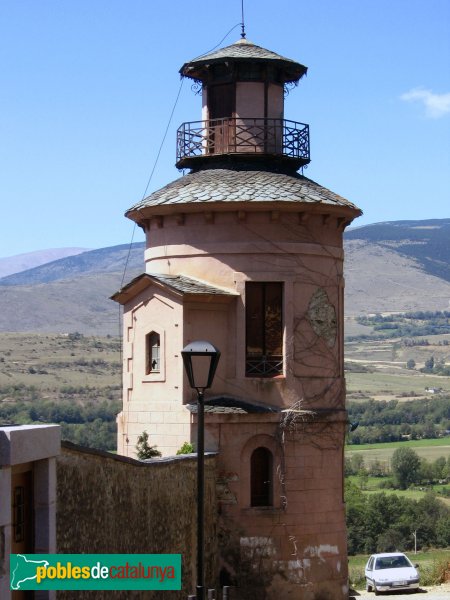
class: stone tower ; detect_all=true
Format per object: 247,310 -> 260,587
113,37 -> 361,599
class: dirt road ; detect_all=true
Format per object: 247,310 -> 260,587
351,583 -> 450,600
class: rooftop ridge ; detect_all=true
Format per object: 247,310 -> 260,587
180,39 -> 307,83
126,168 -> 361,216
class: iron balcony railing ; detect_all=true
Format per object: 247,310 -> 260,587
176,118 -> 310,166
245,355 -> 283,377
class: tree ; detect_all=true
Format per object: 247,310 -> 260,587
445,456 -> 450,479
368,459 -> 387,478
364,493 -> 407,551
345,481 -> 368,555
423,356 -> 435,372
391,447 -> 421,489
376,528 -> 406,553
416,492 -> 446,547
350,453 -> 366,475
135,431 -> 161,459
436,516 -> 450,547
432,456 -> 446,481
419,458 -> 434,484
406,359 -> 416,370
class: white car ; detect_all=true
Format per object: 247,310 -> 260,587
365,552 -> 420,595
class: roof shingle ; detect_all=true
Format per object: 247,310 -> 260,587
111,273 -> 237,304
126,168 -> 360,215
180,38 -> 307,83
187,396 -> 280,415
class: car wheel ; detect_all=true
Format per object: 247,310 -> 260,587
366,581 -> 372,592
374,586 -> 379,596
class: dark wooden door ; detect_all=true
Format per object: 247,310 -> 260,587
11,470 -> 34,599
208,84 -> 235,153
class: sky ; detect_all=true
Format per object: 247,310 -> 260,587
1,0 -> 449,257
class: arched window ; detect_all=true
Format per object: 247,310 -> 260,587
250,446 -> 273,507
146,331 -> 160,374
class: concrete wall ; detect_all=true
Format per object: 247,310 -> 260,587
56,443 -> 217,599
0,424 -> 60,600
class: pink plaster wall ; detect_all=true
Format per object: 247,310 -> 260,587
268,83 -> 284,119
208,413 -> 349,598
133,205 -> 350,597
142,209 -> 346,412
236,82 -> 264,118
118,286 -> 189,457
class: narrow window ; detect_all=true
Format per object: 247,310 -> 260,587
13,486 -> 26,542
146,332 -> 160,374
246,282 -> 283,376
251,447 -> 273,507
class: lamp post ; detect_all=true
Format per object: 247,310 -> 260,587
181,341 -> 221,600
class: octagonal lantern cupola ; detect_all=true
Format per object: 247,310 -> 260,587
176,38 -> 310,171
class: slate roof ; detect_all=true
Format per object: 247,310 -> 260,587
180,38 -> 307,83
111,273 -> 237,304
145,273 -> 237,295
126,168 -> 361,216
187,397 -> 280,415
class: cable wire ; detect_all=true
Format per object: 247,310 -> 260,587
119,77 -> 184,290
116,20 -> 251,453
201,22 -> 241,55
119,20 -> 241,290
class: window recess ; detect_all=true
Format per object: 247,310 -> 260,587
245,282 -> 283,377
251,447 -> 273,507
146,331 -> 161,374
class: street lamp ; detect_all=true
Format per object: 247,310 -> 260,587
181,341 -> 220,600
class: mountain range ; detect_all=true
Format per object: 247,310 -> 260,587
344,219 -> 450,316
0,248 -> 88,279
0,244 -> 144,336
0,219 -> 449,335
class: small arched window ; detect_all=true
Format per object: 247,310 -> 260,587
146,331 -> 160,374
250,446 -> 273,507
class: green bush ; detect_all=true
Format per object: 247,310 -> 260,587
176,441 -> 194,455
348,564 -> 366,590
420,558 -> 450,586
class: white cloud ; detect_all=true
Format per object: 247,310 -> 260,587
400,88 -> 450,118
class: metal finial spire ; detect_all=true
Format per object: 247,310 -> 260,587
241,0 -> 246,38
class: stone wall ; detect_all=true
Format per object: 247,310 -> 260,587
56,442 -> 217,599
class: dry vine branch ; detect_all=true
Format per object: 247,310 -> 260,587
279,398 -> 316,433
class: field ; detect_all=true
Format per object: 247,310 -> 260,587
346,474 -> 450,507
346,437 -> 450,509
0,332 -> 122,449
345,318 -> 450,402
0,332 -> 121,402
346,438 -> 450,464
346,370 -> 450,400
345,438 -> 450,508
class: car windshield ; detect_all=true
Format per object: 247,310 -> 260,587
375,556 -> 410,570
